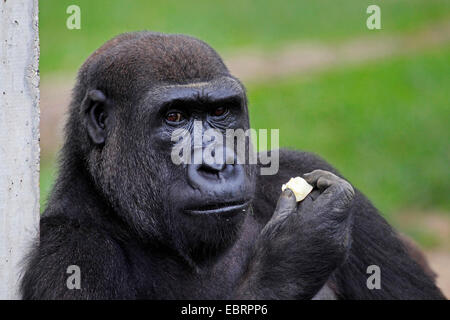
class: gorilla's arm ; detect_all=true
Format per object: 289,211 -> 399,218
253,149 -> 445,299
20,215 -> 135,300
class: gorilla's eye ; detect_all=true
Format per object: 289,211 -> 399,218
166,112 -> 184,123
212,106 -> 227,117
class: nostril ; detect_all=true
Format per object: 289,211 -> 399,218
199,162 -> 225,174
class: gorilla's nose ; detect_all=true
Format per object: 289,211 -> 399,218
187,161 -> 245,193
188,161 -> 232,182
199,159 -> 226,174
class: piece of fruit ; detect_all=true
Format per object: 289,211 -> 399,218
281,177 -> 313,202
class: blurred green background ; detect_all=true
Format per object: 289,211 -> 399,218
40,0 -> 450,248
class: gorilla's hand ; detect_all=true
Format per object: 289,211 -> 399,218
237,170 -> 354,299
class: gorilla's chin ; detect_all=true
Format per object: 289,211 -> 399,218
173,203 -> 250,263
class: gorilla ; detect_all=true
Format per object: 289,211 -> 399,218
21,32 -> 444,299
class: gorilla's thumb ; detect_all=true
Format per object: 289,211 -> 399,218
272,189 -> 297,220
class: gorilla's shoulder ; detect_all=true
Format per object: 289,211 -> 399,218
276,149 -> 338,175
38,211 -> 125,253
39,213 -> 94,235
257,148 -> 339,181
22,213 -> 134,299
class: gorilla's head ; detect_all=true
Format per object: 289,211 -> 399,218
64,32 -> 257,260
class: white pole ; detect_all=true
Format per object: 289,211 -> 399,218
0,0 -> 40,299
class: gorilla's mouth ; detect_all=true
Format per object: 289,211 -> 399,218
184,200 -> 250,217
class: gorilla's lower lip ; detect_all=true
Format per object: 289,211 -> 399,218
184,200 -> 250,216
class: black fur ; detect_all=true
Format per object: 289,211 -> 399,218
20,32 -> 445,300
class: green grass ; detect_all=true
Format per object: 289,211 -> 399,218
247,46 -> 450,217
40,0 -> 450,73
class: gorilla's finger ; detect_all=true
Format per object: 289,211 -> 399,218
314,179 -> 355,214
304,170 -> 340,188
298,189 -> 321,212
303,170 -> 355,211
309,189 -> 321,201
303,169 -> 326,187
272,189 -> 297,220
317,176 -> 335,190
321,178 -> 354,203
297,194 -> 313,213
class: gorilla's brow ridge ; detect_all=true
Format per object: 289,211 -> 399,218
146,77 -> 245,108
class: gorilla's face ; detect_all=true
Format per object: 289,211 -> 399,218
122,79 -> 256,255
80,33 -> 256,257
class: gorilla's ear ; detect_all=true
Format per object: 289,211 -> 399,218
81,89 -> 108,145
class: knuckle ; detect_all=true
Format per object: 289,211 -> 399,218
329,183 -> 354,206
334,178 -> 354,198
341,181 -> 355,199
